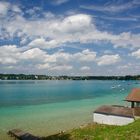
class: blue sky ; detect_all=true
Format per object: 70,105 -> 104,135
0,0 -> 140,76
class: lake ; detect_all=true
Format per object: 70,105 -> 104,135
0,80 -> 139,139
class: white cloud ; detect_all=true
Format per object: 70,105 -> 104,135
49,65 -> 73,71
0,45 -> 47,65
0,45 -> 97,73
112,32 -> 140,49
131,49 -> 140,58
80,66 -> 90,71
28,38 -> 61,49
0,1 -> 140,75
11,5 -> 21,13
21,48 -> 47,60
0,1 -> 21,17
0,45 -> 20,64
97,54 -> 121,66
99,16 -> 138,22
25,7 -> 41,16
60,14 -> 92,33
0,1 -> 10,16
3,14 -> 95,46
1,8 -> 140,50
80,1 -> 138,13
0,44 -> 136,75
37,63 -> 50,69
28,38 -> 48,48
0,44 -> 123,73
37,49 -> 97,70
51,0 -> 69,5
74,49 -> 96,62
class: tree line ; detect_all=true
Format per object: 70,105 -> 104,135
0,74 -> 140,80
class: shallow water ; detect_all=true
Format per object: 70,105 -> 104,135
0,80 -> 139,139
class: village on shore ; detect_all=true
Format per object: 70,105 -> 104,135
1,74 -> 140,80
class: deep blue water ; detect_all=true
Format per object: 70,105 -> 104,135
0,80 -> 139,107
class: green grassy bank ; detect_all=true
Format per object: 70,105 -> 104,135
42,119 -> 140,140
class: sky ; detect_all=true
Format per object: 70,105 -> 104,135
0,0 -> 140,76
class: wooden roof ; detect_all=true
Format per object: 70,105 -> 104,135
94,105 -> 134,118
126,88 -> 140,102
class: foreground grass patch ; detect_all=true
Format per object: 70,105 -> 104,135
43,119 -> 140,140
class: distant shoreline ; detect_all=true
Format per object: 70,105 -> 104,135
0,74 -> 140,80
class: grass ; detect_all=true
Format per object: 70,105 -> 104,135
43,119 -> 140,140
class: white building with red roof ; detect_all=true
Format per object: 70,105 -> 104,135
93,88 -> 140,125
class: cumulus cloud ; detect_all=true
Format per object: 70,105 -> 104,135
0,45 -> 129,74
0,45 -> 97,72
37,49 -> 97,70
0,45 -> 47,65
97,54 -> 121,66
0,45 -> 20,64
0,1 -> 21,17
4,14 -> 93,38
60,14 -> 92,33
0,1 -> 140,75
28,38 -> 61,49
112,32 -> 140,49
1,7 -> 140,50
21,48 -> 47,60
74,49 -> 96,62
131,49 -> 140,58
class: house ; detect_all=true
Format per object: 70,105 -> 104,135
125,88 -> 140,108
93,105 -> 134,125
125,88 -> 140,117
93,88 -> 140,125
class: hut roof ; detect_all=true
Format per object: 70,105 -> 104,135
94,105 -> 133,118
126,88 -> 140,102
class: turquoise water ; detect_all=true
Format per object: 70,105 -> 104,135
0,80 -> 140,139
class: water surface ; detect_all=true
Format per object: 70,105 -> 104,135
0,80 -> 139,139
